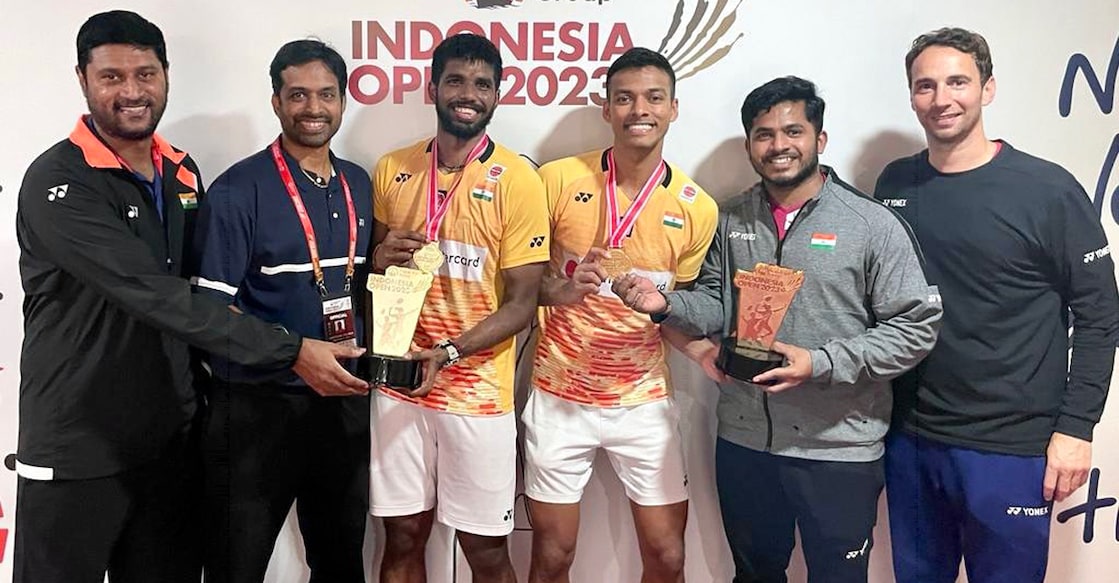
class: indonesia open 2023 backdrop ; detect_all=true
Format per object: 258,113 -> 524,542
0,1 -> 1117,581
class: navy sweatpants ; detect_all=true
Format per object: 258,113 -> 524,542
715,438 -> 884,583
885,431 -> 1051,583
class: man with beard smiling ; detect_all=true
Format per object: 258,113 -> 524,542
614,76 -> 942,583
525,47 -> 717,583
190,39 -> 373,583
14,12 -> 367,583
368,33 -> 549,583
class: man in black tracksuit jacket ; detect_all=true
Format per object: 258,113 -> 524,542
12,11 -> 367,583
875,27 -> 1119,583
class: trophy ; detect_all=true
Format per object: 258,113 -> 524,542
358,242 -> 442,390
717,263 -> 805,382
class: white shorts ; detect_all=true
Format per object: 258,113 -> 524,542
522,389 -> 689,506
369,392 -> 517,536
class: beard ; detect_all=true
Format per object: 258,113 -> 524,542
435,100 -> 494,140
282,115 -> 340,149
87,95 -> 167,141
755,151 -> 820,189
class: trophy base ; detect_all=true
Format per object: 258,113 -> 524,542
717,338 -> 785,383
359,354 -> 423,391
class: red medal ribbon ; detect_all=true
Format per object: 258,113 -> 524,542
605,149 -> 666,248
425,135 -> 491,242
270,137 -> 357,296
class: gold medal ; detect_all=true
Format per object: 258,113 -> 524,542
600,248 -> 634,279
412,241 -> 445,274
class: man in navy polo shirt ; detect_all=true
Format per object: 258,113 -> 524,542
191,39 -> 373,583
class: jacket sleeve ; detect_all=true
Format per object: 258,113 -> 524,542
19,162 -> 301,369
660,211 -> 728,336
1049,181 -> 1119,441
809,212 -> 943,385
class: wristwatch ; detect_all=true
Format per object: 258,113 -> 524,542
435,339 -> 462,368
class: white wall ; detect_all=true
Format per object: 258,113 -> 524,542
1,1 -> 1117,581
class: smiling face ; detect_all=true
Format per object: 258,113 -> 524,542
908,44 -> 995,147
430,58 -> 498,140
78,44 -> 168,141
603,65 -> 679,152
271,59 -> 345,149
744,100 -> 826,189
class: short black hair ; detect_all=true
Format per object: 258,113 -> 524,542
77,10 -> 167,73
605,47 -> 676,97
270,39 -> 348,95
432,33 -> 503,90
740,76 -> 825,135
906,27 -> 994,86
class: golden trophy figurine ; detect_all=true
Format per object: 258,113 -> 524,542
359,245 -> 442,390
717,263 -> 805,382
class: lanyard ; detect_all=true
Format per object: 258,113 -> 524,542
605,149 -> 666,248
425,135 -> 490,241
270,138 -> 357,297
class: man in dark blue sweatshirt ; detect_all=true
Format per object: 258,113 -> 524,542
875,27 -> 1119,583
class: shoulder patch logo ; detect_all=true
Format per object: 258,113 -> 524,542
487,164 -> 506,182
679,184 -> 698,203
126,205 -> 139,219
47,184 -> 68,202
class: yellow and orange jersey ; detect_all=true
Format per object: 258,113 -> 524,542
533,149 -> 718,407
373,138 -> 549,415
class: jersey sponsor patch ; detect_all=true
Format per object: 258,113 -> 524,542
679,184 -> 698,203
439,239 -> 488,282
809,233 -> 837,250
487,164 -> 505,182
598,267 -> 673,298
662,212 -> 685,229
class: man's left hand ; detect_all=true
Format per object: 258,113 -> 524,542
750,341 -> 812,393
1044,432 -> 1092,502
402,346 -> 450,398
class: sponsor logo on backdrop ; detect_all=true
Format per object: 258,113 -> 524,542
1059,34 -> 1118,227
348,0 -> 744,106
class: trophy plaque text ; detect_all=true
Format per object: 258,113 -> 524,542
717,263 -> 805,382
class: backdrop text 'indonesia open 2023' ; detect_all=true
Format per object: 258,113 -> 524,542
0,0 -> 1117,582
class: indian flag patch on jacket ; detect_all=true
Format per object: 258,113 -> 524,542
663,212 -> 685,229
178,190 -> 198,209
809,232 -> 836,250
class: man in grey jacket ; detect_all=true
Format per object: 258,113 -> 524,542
613,76 -> 942,583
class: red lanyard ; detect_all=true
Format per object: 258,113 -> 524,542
605,149 -> 666,248
425,135 -> 491,241
270,138 -> 357,296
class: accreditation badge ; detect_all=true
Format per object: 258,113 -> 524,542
322,295 -> 356,346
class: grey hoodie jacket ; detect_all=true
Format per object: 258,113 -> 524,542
662,168 -> 942,462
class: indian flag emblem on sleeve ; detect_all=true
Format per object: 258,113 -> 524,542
471,186 -> 493,202
809,232 -> 837,250
663,212 -> 685,229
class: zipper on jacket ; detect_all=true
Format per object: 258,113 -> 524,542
760,194 -> 818,451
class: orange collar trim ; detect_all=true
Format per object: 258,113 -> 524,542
68,116 -> 187,169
